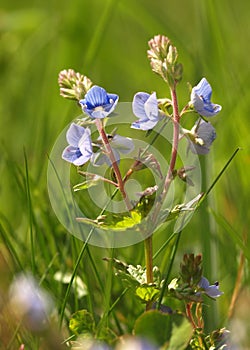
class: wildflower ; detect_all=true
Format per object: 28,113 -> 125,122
184,119 -> 216,155
131,92 -> 161,130
79,85 -> 119,119
9,273 -> 52,331
190,78 -> 222,117
92,134 -> 134,166
198,277 -> 223,298
62,123 -> 93,166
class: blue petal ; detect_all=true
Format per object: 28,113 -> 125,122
206,285 -> 223,298
66,123 -> 86,147
144,92 -> 159,120
132,92 -> 151,119
191,78 -> 222,117
80,87 -> 119,119
83,85 -> 109,108
198,277 -> 210,289
131,118 -> 158,131
197,120 -> 216,146
193,78 -> 212,100
78,127 -> 93,160
111,135 -> 134,154
62,145 -> 80,163
91,148 -> 120,167
190,144 -> 210,155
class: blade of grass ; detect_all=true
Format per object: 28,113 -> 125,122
59,232 -> 92,328
210,209 -> 250,261
23,149 -> 36,274
0,220 -> 23,271
84,0 -> 119,68
157,230 -> 182,308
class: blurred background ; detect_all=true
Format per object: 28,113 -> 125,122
0,0 -> 250,348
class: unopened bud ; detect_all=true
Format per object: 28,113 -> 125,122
58,69 -> 92,101
147,35 -> 182,87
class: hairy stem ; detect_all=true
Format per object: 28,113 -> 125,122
151,84 -> 181,224
95,119 -> 132,211
145,84 -> 180,291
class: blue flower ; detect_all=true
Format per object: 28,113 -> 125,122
62,123 -> 93,166
131,92 -> 161,130
92,134 -> 134,166
190,78 -> 222,117
185,119 -> 216,155
79,85 -> 119,119
198,277 -> 223,298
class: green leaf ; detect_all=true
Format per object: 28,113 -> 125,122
69,309 -> 95,336
168,314 -> 193,350
135,284 -> 160,302
134,310 -> 172,347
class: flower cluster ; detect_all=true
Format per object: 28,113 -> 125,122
62,86 -> 133,167
57,34 -> 227,350
61,77 -> 221,165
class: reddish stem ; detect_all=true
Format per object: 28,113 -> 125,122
145,84 -> 181,290
95,119 -> 132,211
186,302 -> 196,329
151,84 -> 181,224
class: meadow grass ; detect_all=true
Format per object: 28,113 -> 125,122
0,0 -> 250,348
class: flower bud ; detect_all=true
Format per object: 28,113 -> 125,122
58,69 -> 92,101
180,253 -> 203,286
147,35 -> 182,87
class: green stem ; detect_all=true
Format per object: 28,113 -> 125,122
144,236 -> 153,284
157,230 -> 182,308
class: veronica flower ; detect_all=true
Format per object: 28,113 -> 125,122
184,119 -> 216,155
62,123 -> 93,166
79,85 -> 119,119
198,277 -> 223,298
131,92 -> 161,130
190,78 -> 222,117
92,134 -> 134,166
9,273 -> 53,331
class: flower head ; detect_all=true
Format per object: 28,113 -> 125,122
62,123 -> 93,166
147,35 -> 182,85
58,69 -> 92,100
185,119 -> 216,155
9,273 -> 53,331
131,92 -> 161,130
198,277 -> 223,298
190,78 -> 222,117
92,134 -> 134,166
79,85 -> 119,119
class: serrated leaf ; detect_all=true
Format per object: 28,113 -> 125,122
134,310 -> 172,346
69,309 -> 95,336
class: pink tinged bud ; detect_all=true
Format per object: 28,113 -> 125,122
58,69 -> 93,101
